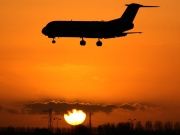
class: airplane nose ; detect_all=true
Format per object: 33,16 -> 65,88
42,27 -> 47,35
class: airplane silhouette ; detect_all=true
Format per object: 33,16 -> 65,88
42,3 -> 159,46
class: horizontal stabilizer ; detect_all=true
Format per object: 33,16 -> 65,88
141,5 -> 160,8
126,3 -> 160,8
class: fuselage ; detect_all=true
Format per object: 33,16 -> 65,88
42,20 -> 134,39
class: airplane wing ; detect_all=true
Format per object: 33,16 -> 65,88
104,32 -> 142,39
120,32 -> 142,37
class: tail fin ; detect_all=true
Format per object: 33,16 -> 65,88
120,3 -> 159,23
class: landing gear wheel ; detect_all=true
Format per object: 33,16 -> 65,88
96,40 -> 102,47
80,39 -> 86,46
52,39 -> 56,44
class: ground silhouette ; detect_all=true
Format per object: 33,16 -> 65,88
0,121 -> 179,135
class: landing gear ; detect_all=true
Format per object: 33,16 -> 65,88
96,39 -> 103,47
80,38 -> 86,46
52,38 -> 56,44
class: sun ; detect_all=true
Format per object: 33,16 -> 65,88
64,109 -> 86,126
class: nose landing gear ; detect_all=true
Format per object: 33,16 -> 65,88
80,38 -> 86,46
52,38 -> 56,44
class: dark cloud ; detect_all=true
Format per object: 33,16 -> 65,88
23,101 -> 117,114
0,101 -> 157,115
0,105 -> 2,112
23,100 -> 157,115
119,103 -> 137,111
4,108 -> 20,114
0,105 -> 20,114
119,103 -> 156,111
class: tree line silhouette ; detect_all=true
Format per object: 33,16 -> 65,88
0,121 -> 179,135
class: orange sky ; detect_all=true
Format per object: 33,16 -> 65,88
0,0 -> 180,127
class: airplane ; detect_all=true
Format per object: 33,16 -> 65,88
42,3 -> 159,46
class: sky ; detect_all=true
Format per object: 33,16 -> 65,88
0,0 -> 180,127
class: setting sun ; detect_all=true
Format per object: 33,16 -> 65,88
64,109 -> 86,126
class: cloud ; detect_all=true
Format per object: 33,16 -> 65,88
119,103 -> 137,111
119,103 -> 157,111
23,100 -> 157,115
5,108 -> 20,114
0,105 -> 2,112
0,105 -> 20,114
0,101 -> 157,115
23,101 -> 118,114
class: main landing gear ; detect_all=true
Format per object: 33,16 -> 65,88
96,39 -> 102,47
79,38 -> 103,47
